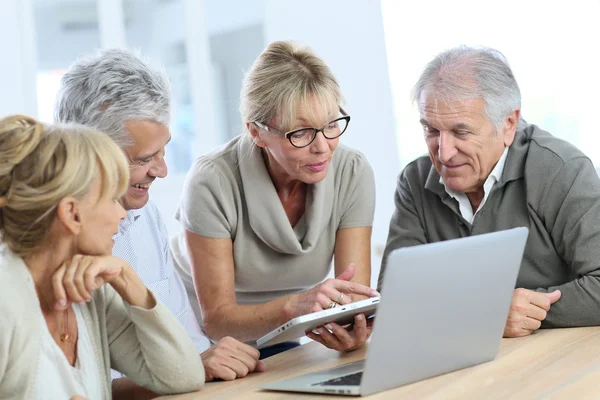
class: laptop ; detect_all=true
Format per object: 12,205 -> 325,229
262,227 -> 529,396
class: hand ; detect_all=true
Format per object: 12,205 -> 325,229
52,255 -> 126,310
71,396 -> 87,400
200,336 -> 266,381
504,288 -> 561,337
284,264 -> 379,318
307,313 -> 373,351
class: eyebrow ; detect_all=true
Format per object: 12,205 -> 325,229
419,119 -> 473,131
133,136 -> 172,161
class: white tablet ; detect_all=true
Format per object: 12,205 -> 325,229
252,297 -> 380,349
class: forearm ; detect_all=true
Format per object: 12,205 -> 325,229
537,275 -> 600,327
203,295 -> 294,342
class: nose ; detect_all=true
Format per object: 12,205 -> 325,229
149,156 -> 168,178
309,131 -> 329,153
438,131 -> 458,163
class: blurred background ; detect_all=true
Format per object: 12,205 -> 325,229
1,0 -> 599,287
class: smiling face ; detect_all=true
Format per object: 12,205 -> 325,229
249,100 -> 341,185
122,120 -> 170,210
420,96 -> 519,195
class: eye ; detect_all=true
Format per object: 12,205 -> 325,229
327,121 -> 338,129
291,130 -> 311,140
455,131 -> 470,137
423,125 -> 439,135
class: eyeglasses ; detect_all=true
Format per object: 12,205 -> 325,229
254,107 -> 351,148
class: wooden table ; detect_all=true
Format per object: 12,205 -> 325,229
160,327 -> 600,399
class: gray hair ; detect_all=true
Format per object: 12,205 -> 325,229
55,48 -> 171,147
412,45 -> 527,132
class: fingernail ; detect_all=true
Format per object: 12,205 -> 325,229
312,329 -> 319,335
373,290 -> 381,297
356,314 -> 364,321
325,324 -> 333,331
56,299 -> 66,309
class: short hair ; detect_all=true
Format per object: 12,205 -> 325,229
240,40 -> 343,132
412,45 -> 526,131
55,48 -> 171,147
0,115 -> 129,257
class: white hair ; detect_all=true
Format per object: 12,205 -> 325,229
55,48 -> 171,147
412,45 -> 527,132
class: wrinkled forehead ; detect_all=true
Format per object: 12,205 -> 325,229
276,92 -> 340,131
418,93 -> 487,123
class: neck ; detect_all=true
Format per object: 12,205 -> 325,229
24,238 -> 75,312
263,149 -> 306,197
466,188 -> 485,212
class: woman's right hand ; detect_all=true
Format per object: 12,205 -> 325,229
283,264 -> 379,318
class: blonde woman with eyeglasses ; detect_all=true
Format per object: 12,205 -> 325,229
0,116 -> 204,399
170,41 -> 379,358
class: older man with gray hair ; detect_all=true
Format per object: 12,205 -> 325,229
380,45 -> 600,337
55,48 -> 264,398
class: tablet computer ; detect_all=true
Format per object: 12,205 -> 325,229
252,297 -> 380,349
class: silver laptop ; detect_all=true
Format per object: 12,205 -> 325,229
262,227 -> 528,396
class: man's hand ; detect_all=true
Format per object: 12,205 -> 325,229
201,337 -> 266,381
504,288 -> 561,337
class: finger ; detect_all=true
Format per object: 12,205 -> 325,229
316,325 -> 342,349
547,290 -> 562,304
73,257 -> 94,301
526,291 -> 552,311
521,317 -> 542,332
255,360 -> 267,372
209,364 -> 237,381
317,293 -> 337,310
220,356 -> 250,378
351,314 -> 369,344
326,322 -> 355,349
52,263 -> 69,310
336,263 -> 355,281
526,305 -> 547,321
230,349 -> 258,372
307,331 -> 326,346
85,258 -> 109,292
63,257 -> 86,304
232,339 -> 261,360
334,280 -> 379,298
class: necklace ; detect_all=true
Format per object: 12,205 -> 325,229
60,308 -> 69,342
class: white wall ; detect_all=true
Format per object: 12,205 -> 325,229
265,0 -> 399,288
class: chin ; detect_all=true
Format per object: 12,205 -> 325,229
122,192 -> 149,210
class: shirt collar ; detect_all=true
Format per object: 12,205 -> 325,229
114,207 -> 143,239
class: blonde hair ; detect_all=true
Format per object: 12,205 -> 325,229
240,41 -> 343,132
0,115 -> 129,257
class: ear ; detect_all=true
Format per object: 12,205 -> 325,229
55,197 -> 82,235
501,109 -> 520,147
246,122 -> 267,149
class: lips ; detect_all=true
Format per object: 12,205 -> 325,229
132,182 -> 152,189
306,160 -> 328,172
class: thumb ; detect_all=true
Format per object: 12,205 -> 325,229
336,263 -> 355,281
255,360 -> 267,372
546,290 -> 562,304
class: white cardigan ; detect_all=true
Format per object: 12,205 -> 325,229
0,247 -> 205,400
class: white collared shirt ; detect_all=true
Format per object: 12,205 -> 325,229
112,201 -> 210,353
440,147 -> 509,224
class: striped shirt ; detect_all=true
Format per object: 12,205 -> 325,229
112,200 -> 210,353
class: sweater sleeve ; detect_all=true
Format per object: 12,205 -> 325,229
537,157 -> 600,327
105,285 -> 205,394
378,167 -> 429,291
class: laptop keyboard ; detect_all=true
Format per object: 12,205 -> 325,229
313,371 -> 363,386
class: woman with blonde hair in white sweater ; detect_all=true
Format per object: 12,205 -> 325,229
0,115 -> 204,399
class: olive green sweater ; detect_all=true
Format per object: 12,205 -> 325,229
380,124 -> 600,327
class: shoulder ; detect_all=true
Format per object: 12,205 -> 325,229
331,145 -> 374,182
186,136 -> 244,184
523,124 -> 590,168
400,155 -> 433,187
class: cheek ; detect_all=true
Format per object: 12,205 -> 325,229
128,166 -> 147,184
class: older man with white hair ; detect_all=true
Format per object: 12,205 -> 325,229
56,49 -> 264,398
380,45 -> 600,338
